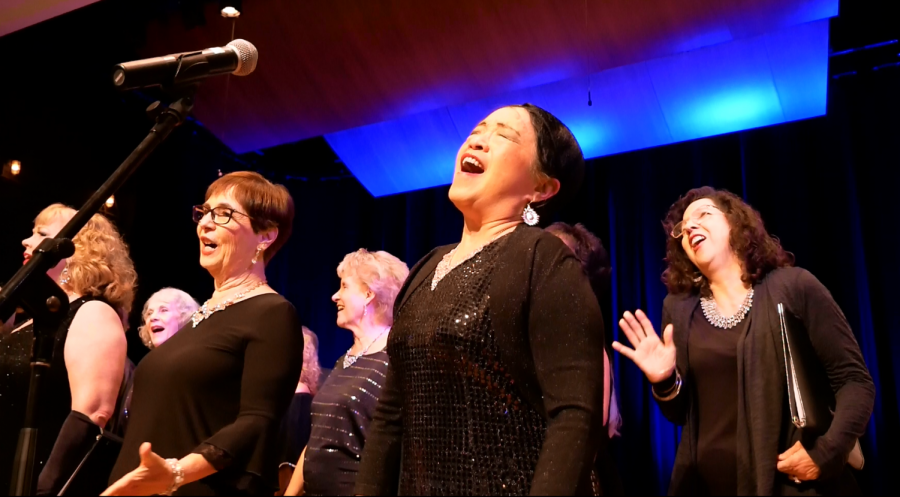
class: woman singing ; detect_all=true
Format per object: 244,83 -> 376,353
613,187 -> 875,495
0,204 -> 137,495
105,171 -> 304,496
285,249 -> 409,496
137,287 -> 199,349
355,104 -> 607,496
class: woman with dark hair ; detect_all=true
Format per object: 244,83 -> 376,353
547,222 -> 623,496
105,171 -> 304,496
355,104 -> 607,496
613,186 -> 874,495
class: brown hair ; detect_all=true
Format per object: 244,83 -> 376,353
546,222 -> 611,301
300,327 -> 322,395
36,204 -> 138,325
205,171 -> 295,264
661,187 -> 794,295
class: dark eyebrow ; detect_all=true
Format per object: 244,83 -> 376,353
496,122 -> 522,136
472,121 -> 521,137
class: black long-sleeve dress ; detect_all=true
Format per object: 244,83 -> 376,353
657,267 -> 875,495
355,225 -> 606,496
109,294 -> 304,496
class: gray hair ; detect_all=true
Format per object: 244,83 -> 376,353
138,287 -> 200,349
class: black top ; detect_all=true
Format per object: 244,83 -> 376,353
278,392 -> 313,469
355,225 -> 606,496
657,268 -> 875,496
688,305 -> 748,496
303,352 -> 389,496
109,294 -> 304,496
0,297 -> 97,492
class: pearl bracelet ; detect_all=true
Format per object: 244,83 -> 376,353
163,458 -> 184,496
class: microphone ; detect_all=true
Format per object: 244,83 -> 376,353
112,39 -> 258,90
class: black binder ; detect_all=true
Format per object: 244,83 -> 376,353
777,303 -> 864,469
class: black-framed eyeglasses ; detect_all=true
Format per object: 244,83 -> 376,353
192,205 -> 252,226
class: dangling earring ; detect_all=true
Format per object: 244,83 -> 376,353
362,305 -> 368,318
251,247 -> 263,265
59,266 -> 70,286
522,202 -> 540,226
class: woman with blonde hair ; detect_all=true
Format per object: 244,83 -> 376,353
285,249 -> 409,496
0,203 -> 137,495
138,288 -> 200,349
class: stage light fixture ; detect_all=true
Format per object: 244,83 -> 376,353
106,196 -> 115,208
221,6 -> 240,18
10,160 -> 20,176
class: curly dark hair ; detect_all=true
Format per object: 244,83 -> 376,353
546,222 -> 611,301
661,186 -> 794,295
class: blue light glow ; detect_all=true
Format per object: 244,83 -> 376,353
328,18 -> 832,197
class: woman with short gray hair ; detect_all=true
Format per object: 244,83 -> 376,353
137,288 -> 199,349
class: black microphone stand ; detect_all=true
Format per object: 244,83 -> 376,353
0,83 -> 199,496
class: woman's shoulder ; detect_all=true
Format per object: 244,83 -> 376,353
511,225 -> 573,260
760,266 -> 822,293
233,294 -> 302,327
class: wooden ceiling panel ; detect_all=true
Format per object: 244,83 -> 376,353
133,0 -> 836,152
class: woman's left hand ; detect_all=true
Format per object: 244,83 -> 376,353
101,443 -> 174,496
776,441 -> 821,482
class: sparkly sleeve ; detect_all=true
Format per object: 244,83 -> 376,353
354,360 -> 403,495
527,235 -> 606,496
191,300 -> 304,484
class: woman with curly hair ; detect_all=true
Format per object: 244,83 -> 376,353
138,288 -> 200,349
0,203 -> 137,495
612,187 -> 874,495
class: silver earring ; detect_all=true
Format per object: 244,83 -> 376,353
522,203 -> 540,226
362,305 -> 368,318
59,266 -> 70,285
251,247 -> 262,265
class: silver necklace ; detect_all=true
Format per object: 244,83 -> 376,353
192,280 -> 267,328
344,326 -> 391,369
700,288 -> 754,329
431,230 -> 513,290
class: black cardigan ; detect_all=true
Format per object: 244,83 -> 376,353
659,267 -> 875,495
354,225 -> 607,496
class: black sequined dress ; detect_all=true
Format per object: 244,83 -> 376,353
356,226 -> 607,496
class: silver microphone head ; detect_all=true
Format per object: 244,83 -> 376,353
226,39 -> 258,76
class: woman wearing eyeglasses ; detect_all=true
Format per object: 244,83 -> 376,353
613,186 -> 874,496
105,171 -> 304,496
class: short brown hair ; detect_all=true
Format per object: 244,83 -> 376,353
205,171 -> 295,264
661,187 -> 794,295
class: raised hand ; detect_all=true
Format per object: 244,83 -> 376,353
612,310 -> 677,384
101,443 -> 174,496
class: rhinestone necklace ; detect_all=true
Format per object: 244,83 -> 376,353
343,326 -> 391,369
700,287 -> 754,329
191,280 -> 268,328
431,230 -> 513,291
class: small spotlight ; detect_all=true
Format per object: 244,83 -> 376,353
10,160 -> 21,176
106,196 -> 115,208
221,6 -> 240,18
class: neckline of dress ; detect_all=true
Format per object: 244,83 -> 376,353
431,227 -> 515,291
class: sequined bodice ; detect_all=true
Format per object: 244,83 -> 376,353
388,238 -> 546,496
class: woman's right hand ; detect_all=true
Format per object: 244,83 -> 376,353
612,310 -> 677,384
